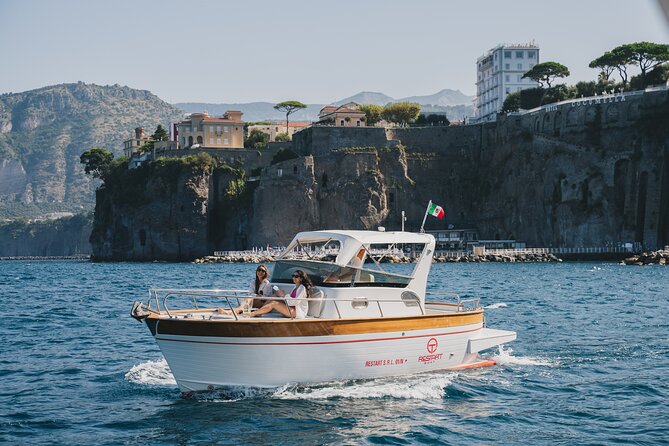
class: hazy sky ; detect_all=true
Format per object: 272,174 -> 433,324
1,0 -> 668,104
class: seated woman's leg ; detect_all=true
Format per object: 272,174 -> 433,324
249,301 -> 295,318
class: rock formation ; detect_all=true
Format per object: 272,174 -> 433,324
89,89 -> 669,260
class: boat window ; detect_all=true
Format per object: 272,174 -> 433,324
271,260 -> 412,288
281,239 -> 341,261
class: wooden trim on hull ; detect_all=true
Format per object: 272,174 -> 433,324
149,310 -> 483,338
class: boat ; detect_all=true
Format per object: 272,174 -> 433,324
131,229 -> 516,391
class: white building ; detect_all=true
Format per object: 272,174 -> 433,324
474,42 -> 540,122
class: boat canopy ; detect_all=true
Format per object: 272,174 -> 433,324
278,230 -> 435,267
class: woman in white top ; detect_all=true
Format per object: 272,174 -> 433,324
218,265 -> 272,315
249,269 -> 312,319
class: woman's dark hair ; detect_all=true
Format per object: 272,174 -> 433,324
254,265 -> 269,294
293,269 -> 313,298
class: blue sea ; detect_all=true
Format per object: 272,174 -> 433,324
1,260 -> 668,445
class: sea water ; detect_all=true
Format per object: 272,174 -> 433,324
0,260 -> 668,445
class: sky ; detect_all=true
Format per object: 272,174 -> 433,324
1,0 -> 668,104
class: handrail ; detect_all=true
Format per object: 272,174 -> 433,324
147,288 -> 480,319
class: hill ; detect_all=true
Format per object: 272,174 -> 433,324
0,82 -> 183,219
175,89 -> 474,122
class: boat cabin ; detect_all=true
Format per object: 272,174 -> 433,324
270,230 -> 436,318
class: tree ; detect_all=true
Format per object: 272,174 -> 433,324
359,104 -> 383,126
622,42 -> 669,85
246,129 -> 269,149
502,91 -> 521,113
381,102 -> 421,126
522,62 -> 570,88
426,114 -> 449,126
80,147 -> 114,181
273,101 -> 307,134
588,52 -> 618,82
152,124 -> 168,142
274,132 -> 290,142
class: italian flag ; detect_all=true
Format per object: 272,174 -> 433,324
427,202 -> 445,219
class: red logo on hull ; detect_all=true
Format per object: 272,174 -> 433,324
427,337 -> 438,354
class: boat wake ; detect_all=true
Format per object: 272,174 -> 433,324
273,373 -> 457,400
125,358 -> 177,387
491,346 -> 554,367
484,302 -> 508,309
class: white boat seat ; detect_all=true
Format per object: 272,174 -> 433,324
307,287 -> 326,318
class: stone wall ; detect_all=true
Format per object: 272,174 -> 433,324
292,126 -> 393,157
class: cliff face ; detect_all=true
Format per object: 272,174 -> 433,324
0,214 -> 92,257
0,83 -> 183,219
90,89 -> 669,260
90,159 -> 212,261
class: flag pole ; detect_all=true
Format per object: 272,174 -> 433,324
419,200 -> 432,233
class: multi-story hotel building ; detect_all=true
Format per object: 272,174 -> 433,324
176,111 -> 244,149
474,43 -> 540,122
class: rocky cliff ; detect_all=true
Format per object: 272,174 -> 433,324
91,89 -> 669,260
0,213 -> 92,257
0,83 -> 183,219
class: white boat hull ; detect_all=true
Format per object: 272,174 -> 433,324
153,322 -> 515,391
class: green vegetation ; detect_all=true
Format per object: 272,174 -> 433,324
245,129 -> 270,149
414,114 -> 450,126
274,132 -> 290,142
271,148 -> 299,164
502,91 -> 521,113
359,104 -> 383,126
80,147 -> 114,180
522,62 -> 570,88
273,100 -> 307,134
381,102 -> 421,126
590,42 -> 669,87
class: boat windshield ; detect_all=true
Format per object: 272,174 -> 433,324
272,259 -> 412,288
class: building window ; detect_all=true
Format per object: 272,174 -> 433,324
505,63 -> 510,70
505,75 -> 510,82
192,126 -> 196,132
516,51 -> 524,58
136,141 -> 140,146
528,51 -> 536,59
529,63 -> 534,69
504,51 -> 511,58
340,120 -> 345,126
209,138 -> 214,145
517,75 -> 522,82
506,87 -> 510,94
209,127 -> 214,133
216,126 -> 221,132
197,136 -> 203,144
356,120 -> 361,127
216,138 -> 221,144
517,63 -> 523,70
224,127 -> 229,133
224,138 -> 229,145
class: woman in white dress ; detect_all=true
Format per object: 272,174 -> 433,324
218,264 -> 272,315
249,269 -> 312,319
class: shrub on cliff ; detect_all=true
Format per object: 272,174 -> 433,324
80,147 -> 114,181
274,132 -> 291,142
271,148 -> 298,165
502,92 -> 520,113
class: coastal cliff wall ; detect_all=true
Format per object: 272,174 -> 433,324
90,158 -> 212,261
0,214 -> 92,257
90,89 -> 669,259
